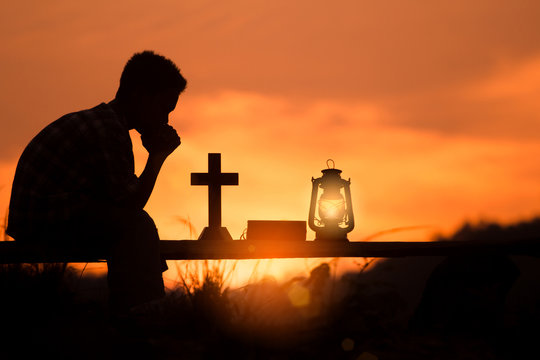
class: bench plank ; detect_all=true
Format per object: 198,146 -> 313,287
0,238 -> 538,263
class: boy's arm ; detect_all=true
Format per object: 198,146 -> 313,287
131,124 -> 181,209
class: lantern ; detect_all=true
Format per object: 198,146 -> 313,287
308,160 -> 354,241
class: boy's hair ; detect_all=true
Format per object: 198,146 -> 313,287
116,50 -> 187,99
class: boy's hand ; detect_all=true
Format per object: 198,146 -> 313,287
141,124 -> 181,158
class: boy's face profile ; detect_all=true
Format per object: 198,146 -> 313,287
131,88 -> 180,135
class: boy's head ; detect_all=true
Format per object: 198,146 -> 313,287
116,51 -> 187,135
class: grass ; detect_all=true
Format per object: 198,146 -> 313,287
0,217 -> 539,358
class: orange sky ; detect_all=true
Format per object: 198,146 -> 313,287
1,0 -> 539,285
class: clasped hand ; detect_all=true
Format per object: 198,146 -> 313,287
141,124 -> 181,158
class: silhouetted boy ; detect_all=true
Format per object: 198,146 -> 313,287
7,50 -> 186,314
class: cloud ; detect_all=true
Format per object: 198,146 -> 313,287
2,0 -> 540,161
381,55 -> 540,139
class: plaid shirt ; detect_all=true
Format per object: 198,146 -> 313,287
7,102 -> 139,239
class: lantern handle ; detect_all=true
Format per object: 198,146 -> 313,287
326,159 -> 335,169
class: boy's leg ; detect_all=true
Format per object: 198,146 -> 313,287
106,209 -> 168,313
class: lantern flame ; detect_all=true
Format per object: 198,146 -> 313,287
318,198 -> 346,223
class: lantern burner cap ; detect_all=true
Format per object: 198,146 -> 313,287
321,168 -> 342,176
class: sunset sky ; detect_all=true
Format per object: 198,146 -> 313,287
1,1 -> 539,285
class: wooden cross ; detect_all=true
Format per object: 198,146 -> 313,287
191,153 -> 239,241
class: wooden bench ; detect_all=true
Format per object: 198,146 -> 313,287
0,237 -> 538,264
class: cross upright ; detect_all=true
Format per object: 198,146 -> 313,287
191,153 -> 239,241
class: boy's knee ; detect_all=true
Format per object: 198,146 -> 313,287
134,209 -> 156,227
109,209 -> 161,255
133,210 -> 158,235
115,209 -> 159,240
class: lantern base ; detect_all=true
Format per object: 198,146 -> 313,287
314,229 -> 350,242
197,226 -> 234,241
